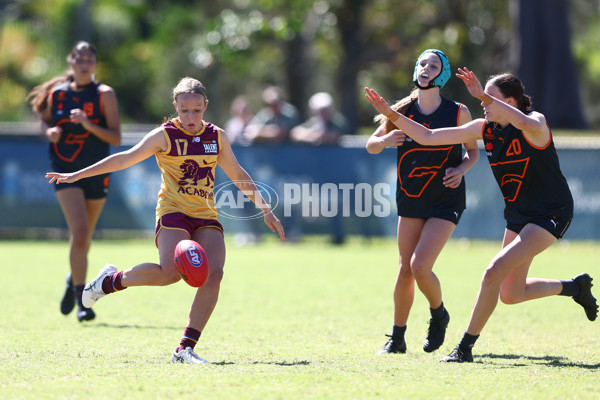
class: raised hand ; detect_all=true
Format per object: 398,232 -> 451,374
364,87 -> 394,119
456,68 -> 485,100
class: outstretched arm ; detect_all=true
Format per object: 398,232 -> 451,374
46,127 -> 167,184
218,132 -> 286,240
365,87 -> 483,145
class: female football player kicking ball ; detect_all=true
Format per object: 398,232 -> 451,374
365,68 -> 598,363
47,77 -> 285,364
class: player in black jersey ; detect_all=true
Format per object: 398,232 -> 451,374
365,68 -> 598,363
27,41 -> 121,322
367,50 -> 479,355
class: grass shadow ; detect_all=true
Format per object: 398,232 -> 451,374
251,360 -> 311,367
207,360 -> 310,367
478,353 -> 600,369
88,322 -> 181,330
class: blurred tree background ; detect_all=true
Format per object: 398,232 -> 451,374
1,0 -> 599,133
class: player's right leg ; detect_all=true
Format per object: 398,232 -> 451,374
56,188 -> 92,317
377,217 -> 422,354
82,229 -> 188,308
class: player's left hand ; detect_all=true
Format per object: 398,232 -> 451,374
263,210 -> 286,240
45,172 -> 78,184
456,68 -> 485,100
443,167 -> 464,188
364,87 -> 395,119
70,108 -> 90,126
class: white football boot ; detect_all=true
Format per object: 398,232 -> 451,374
82,264 -> 117,308
171,347 -> 209,364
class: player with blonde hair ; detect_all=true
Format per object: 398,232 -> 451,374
47,77 -> 285,363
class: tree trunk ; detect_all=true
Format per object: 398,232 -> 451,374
517,0 -> 587,129
74,0 -> 93,42
285,35 -> 309,120
336,0 -> 364,135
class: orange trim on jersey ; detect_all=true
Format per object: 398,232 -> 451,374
49,87 -> 56,109
480,121 -> 487,140
489,157 -> 530,202
397,147 -> 454,198
456,104 -> 463,126
98,86 -> 105,118
520,122 -> 552,150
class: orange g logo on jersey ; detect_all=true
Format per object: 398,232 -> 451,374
83,102 -> 94,116
489,157 -> 530,202
179,159 -> 216,187
398,147 -> 454,197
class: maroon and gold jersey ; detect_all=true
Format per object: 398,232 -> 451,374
396,97 -> 466,219
49,81 -> 110,171
482,120 -> 573,224
155,119 -> 221,222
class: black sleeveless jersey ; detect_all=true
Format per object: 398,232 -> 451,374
396,97 -> 466,218
482,120 -> 573,224
49,81 -> 110,171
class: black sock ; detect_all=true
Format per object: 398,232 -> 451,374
559,279 -> 580,297
458,332 -> 479,350
392,325 -> 407,339
430,302 -> 445,320
74,284 -> 85,308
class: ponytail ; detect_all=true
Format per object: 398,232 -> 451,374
374,89 -> 418,132
518,94 -> 532,113
26,72 -> 74,114
487,73 -> 532,113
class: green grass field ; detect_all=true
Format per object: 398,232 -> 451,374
1,237 -> 599,399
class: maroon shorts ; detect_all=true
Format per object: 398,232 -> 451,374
155,212 -> 223,247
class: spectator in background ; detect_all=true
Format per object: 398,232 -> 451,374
225,95 -> 253,146
245,86 -> 300,144
290,92 -> 350,244
225,95 -> 263,245
291,92 -> 349,146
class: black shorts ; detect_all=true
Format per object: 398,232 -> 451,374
399,209 -> 463,225
54,173 -> 110,200
506,216 -> 572,239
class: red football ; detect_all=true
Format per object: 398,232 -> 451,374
174,240 -> 209,287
